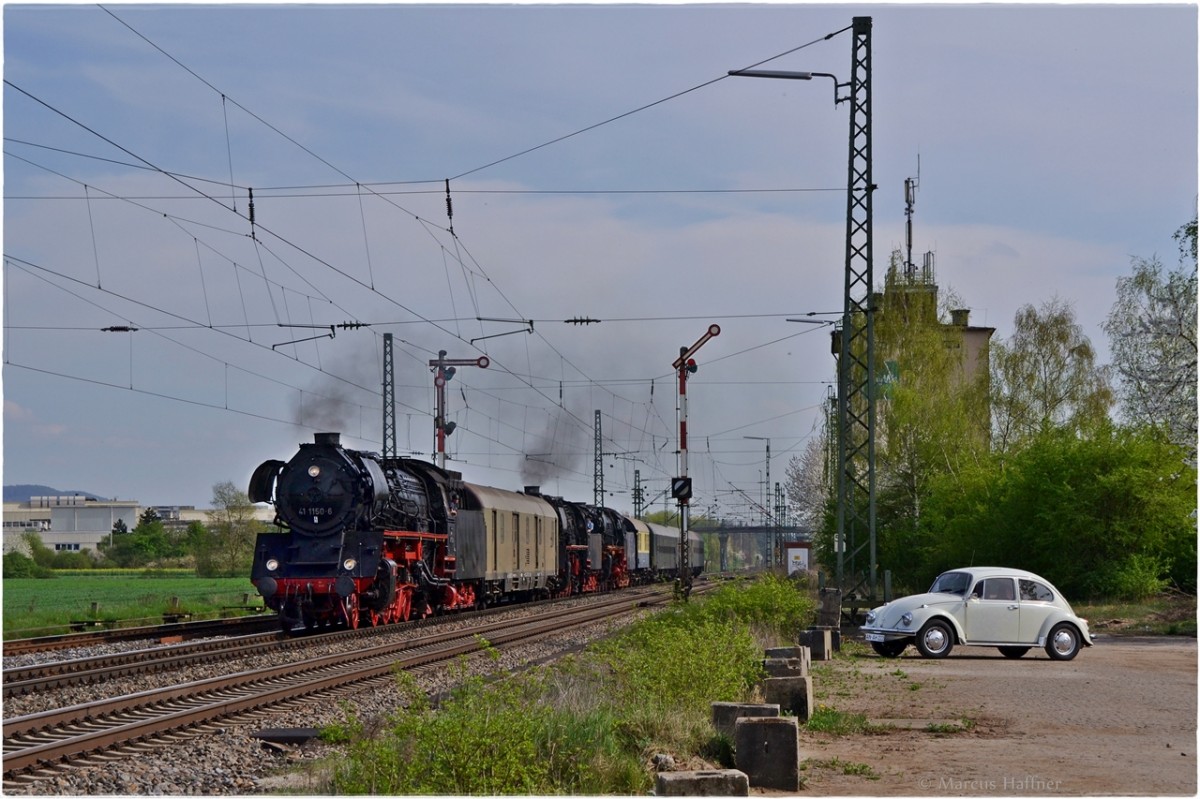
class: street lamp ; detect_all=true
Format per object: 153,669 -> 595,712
726,69 -> 847,106
728,17 -> 878,609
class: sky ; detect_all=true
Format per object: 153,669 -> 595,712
2,2 -> 1197,521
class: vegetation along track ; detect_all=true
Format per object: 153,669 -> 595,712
2,584 -> 684,784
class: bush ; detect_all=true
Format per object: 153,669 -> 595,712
919,425 -> 1196,599
1092,554 -> 1170,601
328,576 -> 814,794
691,572 -> 816,639
3,551 -> 52,579
592,616 -> 763,716
333,667 -> 644,795
50,550 -> 96,570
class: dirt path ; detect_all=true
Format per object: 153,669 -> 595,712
795,636 -> 1196,796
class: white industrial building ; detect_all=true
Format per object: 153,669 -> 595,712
2,496 -> 274,555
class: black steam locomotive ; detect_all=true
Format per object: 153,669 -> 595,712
248,433 -> 704,631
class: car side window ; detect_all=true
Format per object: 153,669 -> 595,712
982,578 -> 1015,601
1019,579 -> 1054,602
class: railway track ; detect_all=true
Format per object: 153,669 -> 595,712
2,585 -> 683,784
2,615 -> 279,657
3,585 -> 674,697
3,630 -> 286,698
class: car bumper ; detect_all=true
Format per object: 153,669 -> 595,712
860,628 -> 913,643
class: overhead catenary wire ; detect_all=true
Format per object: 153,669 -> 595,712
449,24 -> 852,180
7,9 -> 852,513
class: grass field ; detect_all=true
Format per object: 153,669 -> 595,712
1078,591 -> 1197,637
3,573 -> 261,639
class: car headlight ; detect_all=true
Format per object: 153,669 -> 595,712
265,558 -> 279,572
901,611 -> 914,626
342,558 -> 357,571
864,610 -> 877,625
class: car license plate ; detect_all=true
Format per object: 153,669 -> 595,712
864,632 -> 885,642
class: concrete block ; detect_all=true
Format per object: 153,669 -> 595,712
711,702 -> 780,738
763,656 -> 808,678
734,717 -> 801,791
828,626 -> 842,652
764,645 -> 805,659
800,627 -> 833,660
763,675 -> 814,721
816,587 -> 842,627
655,770 -> 749,796
768,645 -> 811,673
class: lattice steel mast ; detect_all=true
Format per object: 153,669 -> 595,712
594,410 -> 604,507
834,16 -> 878,602
382,333 -> 396,459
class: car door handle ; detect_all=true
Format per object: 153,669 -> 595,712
1007,604 -> 1019,610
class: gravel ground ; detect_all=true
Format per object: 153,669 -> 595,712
10,613 -> 1192,796
796,635 -> 1197,796
3,599 -> 648,795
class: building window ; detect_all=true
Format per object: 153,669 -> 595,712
54,543 -> 82,552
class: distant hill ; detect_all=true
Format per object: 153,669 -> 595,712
4,485 -> 105,503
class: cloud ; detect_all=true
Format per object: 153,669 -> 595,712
4,399 -> 67,438
4,400 -> 35,423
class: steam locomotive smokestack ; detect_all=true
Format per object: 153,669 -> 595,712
315,432 -> 341,446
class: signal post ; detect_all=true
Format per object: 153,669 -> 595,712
428,350 -> 489,469
672,324 -> 720,598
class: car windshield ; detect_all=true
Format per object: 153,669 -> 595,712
929,571 -> 971,595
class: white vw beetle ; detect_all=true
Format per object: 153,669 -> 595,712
860,567 -> 1093,660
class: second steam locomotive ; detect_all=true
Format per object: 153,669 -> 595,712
248,433 -> 704,631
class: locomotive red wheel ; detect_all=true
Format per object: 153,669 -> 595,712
396,586 -> 413,622
344,594 -> 361,629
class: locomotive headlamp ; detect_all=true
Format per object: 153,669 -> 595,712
265,558 -> 280,572
308,465 -> 321,478
342,558 -> 358,572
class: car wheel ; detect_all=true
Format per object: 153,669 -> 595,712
998,646 -> 1030,659
871,640 -> 909,658
915,619 -> 954,658
1045,623 -> 1081,661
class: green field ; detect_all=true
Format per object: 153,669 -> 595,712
3,573 -> 262,639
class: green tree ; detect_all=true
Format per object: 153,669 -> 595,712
922,424 -> 1196,599
865,259 -> 993,588
1102,218 -> 1197,463
186,519 -> 223,577
206,481 -> 259,576
784,434 -> 831,532
990,297 -> 1113,453
98,507 -> 173,567
21,531 -> 56,568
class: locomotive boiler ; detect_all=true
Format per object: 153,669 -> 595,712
248,433 -> 704,631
